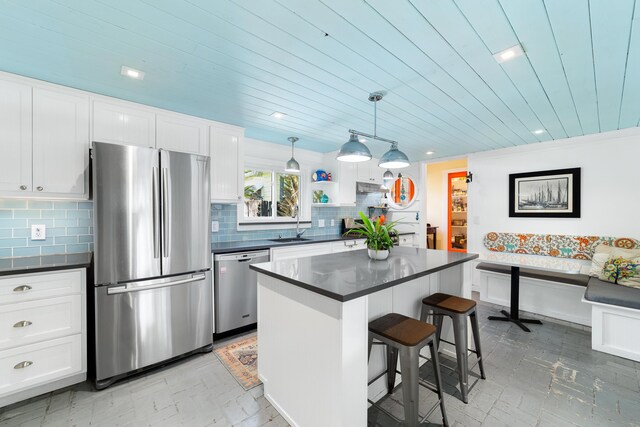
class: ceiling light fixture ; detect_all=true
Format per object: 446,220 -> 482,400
121,66 -> 145,80
493,44 -> 525,63
338,92 -> 410,168
285,137 -> 300,172
271,111 -> 286,119
532,129 -> 546,135
383,169 -> 394,181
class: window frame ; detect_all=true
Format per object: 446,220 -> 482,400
237,161 -> 311,229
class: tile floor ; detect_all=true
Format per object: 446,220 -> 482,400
1,297 -> 639,427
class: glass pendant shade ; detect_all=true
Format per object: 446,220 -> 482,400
285,136 -> 300,172
383,169 -> 394,180
337,134 -> 372,162
379,144 -> 410,169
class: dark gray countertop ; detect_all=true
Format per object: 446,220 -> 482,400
250,247 -> 478,302
211,232 -> 415,254
0,253 -> 93,276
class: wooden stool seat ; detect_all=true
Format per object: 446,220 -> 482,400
369,313 -> 436,347
422,293 -> 476,314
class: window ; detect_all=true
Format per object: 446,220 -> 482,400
244,169 -> 300,220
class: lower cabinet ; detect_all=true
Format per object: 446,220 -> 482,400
0,269 -> 86,407
270,242 -> 335,261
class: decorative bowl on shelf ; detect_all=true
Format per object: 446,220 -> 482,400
312,170 -> 328,181
321,194 -> 329,203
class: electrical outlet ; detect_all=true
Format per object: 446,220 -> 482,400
318,219 -> 325,228
31,224 -> 46,240
211,221 -> 219,232
330,219 -> 335,227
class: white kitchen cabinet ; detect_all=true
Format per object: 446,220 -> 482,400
210,124 -> 243,203
0,80 -> 32,195
337,162 -> 357,205
32,87 -> 89,197
0,269 -> 86,407
270,242 -> 334,261
92,99 -> 156,148
157,114 -> 209,156
356,158 -> 382,184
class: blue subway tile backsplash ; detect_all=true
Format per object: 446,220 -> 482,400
0,192 -> 384,258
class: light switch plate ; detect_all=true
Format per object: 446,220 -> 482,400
211,221 -> 219,232
318,219 -> 325,228
31,224 -> 46,240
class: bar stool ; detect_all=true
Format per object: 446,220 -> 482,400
368,313 -> 448,427
420,293 -> 486,404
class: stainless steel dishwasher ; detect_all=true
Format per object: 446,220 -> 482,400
214,250 -> 270,333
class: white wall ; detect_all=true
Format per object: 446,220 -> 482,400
467,128 -> 640,254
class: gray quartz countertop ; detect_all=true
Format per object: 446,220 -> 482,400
211,232 -> 415,254
0,252 -> 93,276
250,247 -> 478,301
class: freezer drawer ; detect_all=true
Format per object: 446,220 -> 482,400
214,251 -> 269,334
94,272 -> 212,386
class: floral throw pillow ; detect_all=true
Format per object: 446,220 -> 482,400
599,256 -> 640,288
590,245 -> 640,277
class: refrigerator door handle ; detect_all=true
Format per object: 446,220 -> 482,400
161,167 -> 170,258
152,167 -> 160,259
107,273 -> 206,295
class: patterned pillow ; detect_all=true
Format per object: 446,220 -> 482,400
599,256 -> 640,288
589,245 -> 640,277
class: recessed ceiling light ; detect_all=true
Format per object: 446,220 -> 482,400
121,66 -> 145,80
532,129 -> 546,135
270,112 -> 286,119
426,151 -> 434,155
493,44 -> 525,64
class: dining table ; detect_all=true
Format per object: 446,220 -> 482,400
478,252 -> 585,332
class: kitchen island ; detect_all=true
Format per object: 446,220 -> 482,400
250,247 -> 478,427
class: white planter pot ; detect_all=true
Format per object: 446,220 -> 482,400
368,248 -> 389,260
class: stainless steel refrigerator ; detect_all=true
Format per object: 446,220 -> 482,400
91,141 -> 212,389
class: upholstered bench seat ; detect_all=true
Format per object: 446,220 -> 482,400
584,277 -> 640,310
476,262 -> 590,287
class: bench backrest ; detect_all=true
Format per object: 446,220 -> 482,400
483,232 -> 640,260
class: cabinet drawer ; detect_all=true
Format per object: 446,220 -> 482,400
398,235 -> 416,247
0,270 -> 82,304
0,335 -> 82,397
0,296 -> 82,350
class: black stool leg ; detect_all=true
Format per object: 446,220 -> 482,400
452,313 -> 469,403
399,346 -> 420,427
430,340 -> 449,427
469,310 -> 486,380
386,345 -> 398,395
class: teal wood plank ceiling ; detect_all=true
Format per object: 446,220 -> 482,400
0,0 -> 637,160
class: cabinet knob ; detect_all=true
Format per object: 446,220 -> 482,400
14,361 -> 33,370
36,186 -> 43,191
13,285 -> 32,292
19,185 -> 27,191
238,196 -> 241,200
13,320 -> 32,328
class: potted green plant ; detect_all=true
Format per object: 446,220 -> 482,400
345,211 -> 399,260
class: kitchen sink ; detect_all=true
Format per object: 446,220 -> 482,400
268,237 -> 311,243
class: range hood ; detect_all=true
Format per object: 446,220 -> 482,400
356,181 -> 386,194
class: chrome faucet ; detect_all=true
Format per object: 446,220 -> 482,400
293,204 -> 306,239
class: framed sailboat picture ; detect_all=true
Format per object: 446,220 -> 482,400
509,168 -> 581,218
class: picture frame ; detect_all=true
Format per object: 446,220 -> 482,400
509,168 -> 581,218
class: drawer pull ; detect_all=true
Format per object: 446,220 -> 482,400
13,320 -> 33,328
14,361 -> 33,369
13,285 -> 32,292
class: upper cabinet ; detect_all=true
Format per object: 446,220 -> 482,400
0,78 -> 89,199
210,124 -> 243,203
156,114 -> 209,156
32,88 -> 89,197
337,162 -> 356,206
92,99 -> 155,148
356,158 -> 382,184
0,80 -> 32,195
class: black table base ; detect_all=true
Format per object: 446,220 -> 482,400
487,266 -> 542,332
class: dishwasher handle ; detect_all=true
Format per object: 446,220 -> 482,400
214,251 -> 270,262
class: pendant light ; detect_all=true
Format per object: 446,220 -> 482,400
383,169 -> 394,181
339,92 -> 410,168
336,133 -> 372,162
379,142 -> 410,169
285,137 -> 300,172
